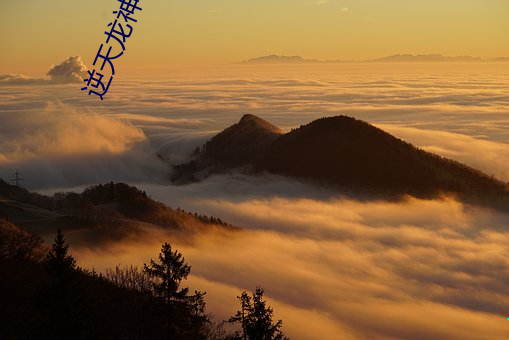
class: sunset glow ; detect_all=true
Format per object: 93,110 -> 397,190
1,1 -> 509,339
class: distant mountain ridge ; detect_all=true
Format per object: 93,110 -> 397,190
238,54 -> 508,64
173,114 -> 509,210
371,54 -> 482,62
240,55 -> 320,64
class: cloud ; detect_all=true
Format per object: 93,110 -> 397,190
0,56 -> 88,84
1,63 -> 508,190
67,176 -> 509,340
0,101 -> 169,189
47,56 -> 88,83
1,57 -> 507,340
0,73 -> 45,84
377,124 -> 509,182
2,63 -> 509,190
0,101 -> 145,162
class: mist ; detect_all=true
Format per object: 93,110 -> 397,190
2,63 -> 509,339
68,180 -> 509,340
0,101 -> 169,189
2,63 -> 508,190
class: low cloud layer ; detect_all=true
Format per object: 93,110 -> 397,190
3,63 -> 508,338
0,73 -> 45,84
2,63 -> 508,184
0,101 -> 144,161
0,101 -> 168,188
2,64 -> 509,190
69,177 -> 509,340
378,124 -> 509,182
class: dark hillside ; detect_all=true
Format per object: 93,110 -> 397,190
256,116 -> 509,204
0,181 -> 234,236
174,114 -> 509,210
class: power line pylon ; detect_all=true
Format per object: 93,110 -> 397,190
11,170 -> 23,187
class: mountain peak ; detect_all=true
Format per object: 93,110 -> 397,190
239,113 -> 261,123
237,114 -> 284,134
171,115 -> 283,176
201,114 -> 283,166
172,114 -> 509,211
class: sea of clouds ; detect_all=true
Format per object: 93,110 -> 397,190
2,60 -> 509,339
1,62 -> 508,187
72,177 -> 509,339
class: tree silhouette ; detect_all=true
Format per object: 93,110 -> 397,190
40,228 -> 84,339
1,224 -> 222,339
229,288 -> 288,340
144,243 -> 191,303
45,228 -> 76,274
144,242 -> 208,339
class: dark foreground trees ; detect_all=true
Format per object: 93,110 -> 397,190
0,223 -> 289,339
0,226 -> 207,339
37,233 -> 209,339
229,288 -> 288,340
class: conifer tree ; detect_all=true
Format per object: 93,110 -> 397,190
229,288 -> 288,340
144,243 -> 190,303
40,228 -> 84,340
144,242 -> 207,339
45,228 -> 76,274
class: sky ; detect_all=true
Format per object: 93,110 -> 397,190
1,0 -> 508,75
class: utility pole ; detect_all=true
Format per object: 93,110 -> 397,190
11,170 -> 23,187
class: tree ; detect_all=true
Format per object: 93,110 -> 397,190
45,228 -> 76,274
40,228 -> 84,339
0,221 -> 44,260
105,264 -> 152,292
144,242 -> 208,339
229,288 -> 288,340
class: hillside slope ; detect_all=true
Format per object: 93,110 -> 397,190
0,180 -> 234,237
174,114 -> 509,209
172,114 -> 283,181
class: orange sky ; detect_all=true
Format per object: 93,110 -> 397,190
1,0 -> 508,75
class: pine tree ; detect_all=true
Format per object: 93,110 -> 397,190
40,228 -> 84,340
144,242 -> 207,339
229,288 -> 288,340
45,228 -> 76,275
144,243 -> 190,303
230,291 -> 251,340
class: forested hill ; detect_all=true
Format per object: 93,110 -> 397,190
173,114 -> 509,210
0,180 -> 234,236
